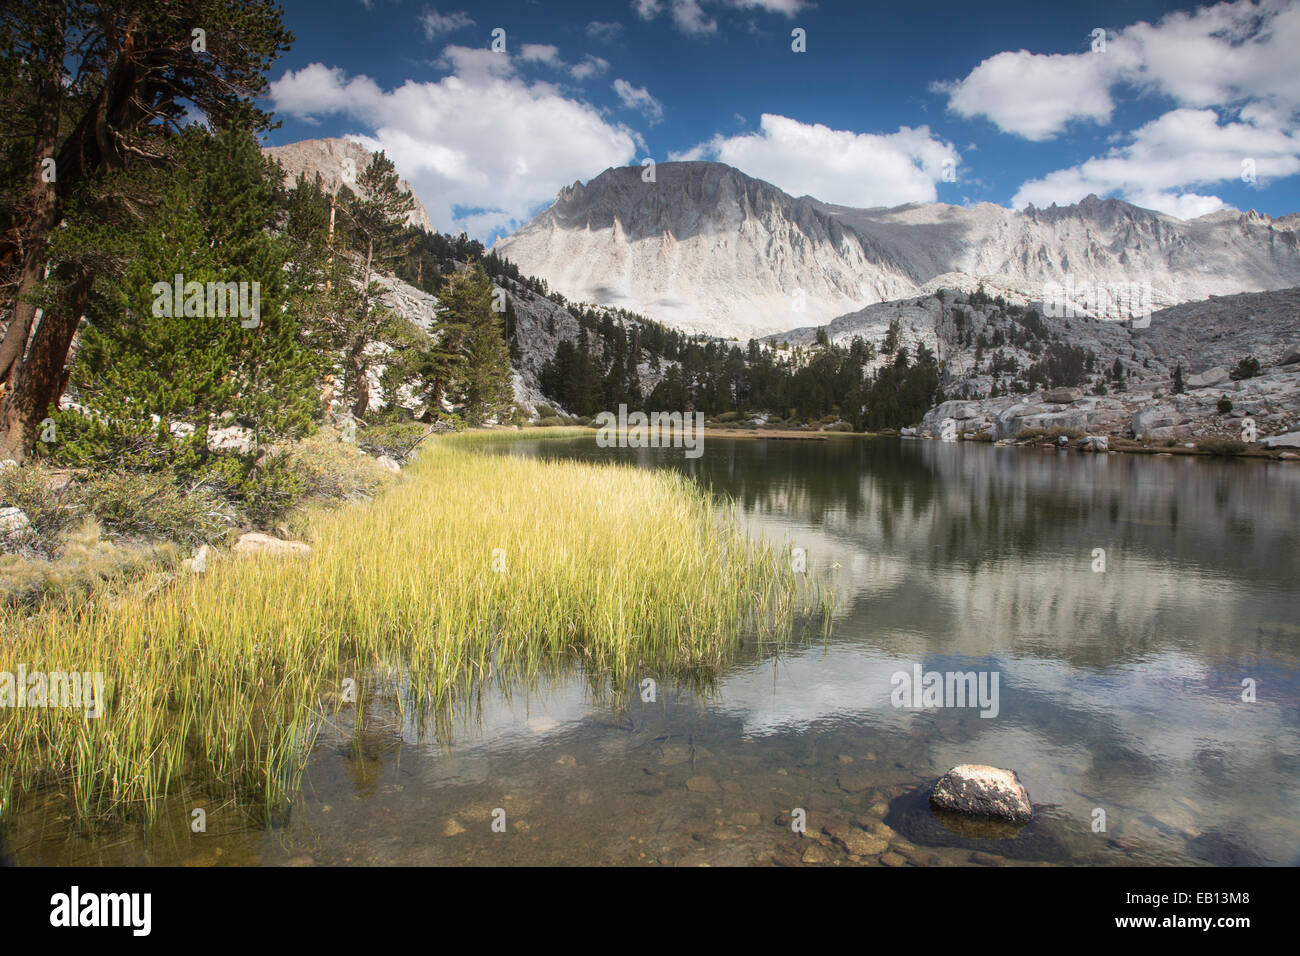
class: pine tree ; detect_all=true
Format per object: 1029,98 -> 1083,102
882,319 -> 901,355
55,126 -> 318,478
1111,358 -> 1128,392
336,151 -> 417,417
452,264 -> 513,423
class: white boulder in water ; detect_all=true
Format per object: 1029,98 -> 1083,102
930,764 -> 1033,824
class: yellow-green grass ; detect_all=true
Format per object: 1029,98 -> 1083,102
0,436 -> 825,825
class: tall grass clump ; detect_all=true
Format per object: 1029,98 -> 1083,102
0,436 -> 824,825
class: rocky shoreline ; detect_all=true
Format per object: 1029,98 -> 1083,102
918,355 -> 1300,457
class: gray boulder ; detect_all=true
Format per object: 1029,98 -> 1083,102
994,404 -> 1036,440
1144,425 -> 1194,442
1018,409 -> 1090,434
185,544 -> 210,574
232,532 -> 312,557
1186,366 -> 1230,388
1041,387 -> 1083,404
208,425 -> 255,454
1084,405 -> 1128,433
0,506 -> 30,537
1133,405 -> 1185,437
930,764 -> 1033,824
1078,435 -> 1109,452
1264,431 -> 1300,449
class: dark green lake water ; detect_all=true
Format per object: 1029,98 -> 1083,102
6,435 -> 1298,866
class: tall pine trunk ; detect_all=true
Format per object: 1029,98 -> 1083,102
350,237 -> 374,418
0,275 -> 88,461
0,11 -> 65,461
348,338 -> 370,418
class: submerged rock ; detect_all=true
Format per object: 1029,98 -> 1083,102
837,771 -> 873,793
801,844 -> 831,864
836,828 -> 889,858
929,764 -> 1033,824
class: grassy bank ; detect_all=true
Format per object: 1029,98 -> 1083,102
0,433 -> 824,825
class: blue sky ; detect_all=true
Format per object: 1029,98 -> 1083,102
264,0 -> 1300,242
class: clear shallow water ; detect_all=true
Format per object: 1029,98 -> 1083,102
5,436 -> 1299,866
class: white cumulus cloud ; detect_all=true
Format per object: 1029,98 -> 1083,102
938,48 -> 1132,142
634,0 -> 807,34
518,43 -> 560,65
727,0 -> 809,15
940,0 -> 1300,140
940,1 -> 1300,217
586,20 -> 623,42
670,113 -> 962,207
1011,107 -> 1300,217
613,78 -> 665,124
570,55 -> 611,80
514,44 -> 610,82
670,0 -> 717,34
631,0 -> 663,20
418,8 -> 474,40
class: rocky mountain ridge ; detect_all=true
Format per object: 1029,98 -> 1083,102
496,161 -> 1300,340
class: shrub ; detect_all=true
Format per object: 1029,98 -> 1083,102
357,422 -> 431,463
1230,357 -> 1261,381
1217,397 -> 1234,414
205,452 -> 309,529
77,472 -> 234,546
1197,438 -> 1247,456
1016,426 -> 1083,442
269,428 -> 393,505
